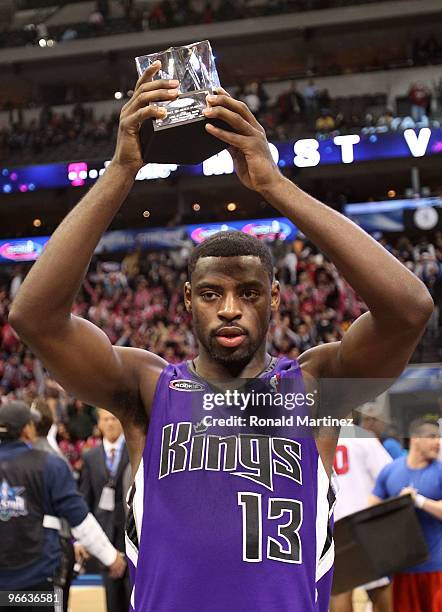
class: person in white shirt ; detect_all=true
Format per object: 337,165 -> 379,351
331,425 -> 393,612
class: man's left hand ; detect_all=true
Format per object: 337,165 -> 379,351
74,543 -> 90,564
400,486 -> 417,500
203,89 -> 282,194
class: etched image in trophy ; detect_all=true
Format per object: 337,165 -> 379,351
135,40 -> 231,165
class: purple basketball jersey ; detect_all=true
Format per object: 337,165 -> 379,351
125,356 -> 335,611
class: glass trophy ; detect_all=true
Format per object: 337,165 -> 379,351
135,40 -> 230,165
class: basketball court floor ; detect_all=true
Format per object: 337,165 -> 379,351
67,585 -> 371,611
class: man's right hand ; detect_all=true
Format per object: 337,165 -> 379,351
108,550 -> 127,579
111,60 -> 179,177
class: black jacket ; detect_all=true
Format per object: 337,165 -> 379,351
79,443 -> 129,550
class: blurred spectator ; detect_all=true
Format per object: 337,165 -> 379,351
72,103 -> 87,123
239,82 -> 261,114
0,400 -> 126,607
435,77 -> 442,112
60,28 -> 78,43
303,79 -> 319,116
316,108 -> 336,136
360,403 -> 407,459
67,400 -> 97,442
97,0 -> 110,19
32,397 -> 74,612
121,248 -> 141,283
57,423 -> 84,475
32,397 -> 70,467
80,409 -> 130,612
369,418 -> 442,612
317,88 -> 331,110
35,23 -> 48,43
408,82 -> 431,123
9,267 -> 23,301
377,108 -> 395,130
278,81 -> 305,122
89,10 -> 105,31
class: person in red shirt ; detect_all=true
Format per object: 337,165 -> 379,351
408,82 -> 431,123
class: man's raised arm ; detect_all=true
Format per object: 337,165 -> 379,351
202,92 -> 434,387
8,62 -> 177,413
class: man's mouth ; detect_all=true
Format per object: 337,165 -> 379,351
215,327 -> 247,348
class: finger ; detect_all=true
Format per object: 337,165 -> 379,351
122,81 -> 179,114
205,123 -> 248,148
122,104 -> 167,131
124,88 -> 178,115
134,60 -> 162,91
206,94 -> 263,131
203,105 -> 256,136
133,79 -> 180,98
213,86 -> 232,98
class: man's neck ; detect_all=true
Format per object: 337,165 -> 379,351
407,449 -> 430,469
193,347 -> 271,381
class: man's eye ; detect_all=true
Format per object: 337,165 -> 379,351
242,290 -> 259,300
201,292 -> 218,301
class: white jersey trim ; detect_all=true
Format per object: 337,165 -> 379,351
315,457 -> 333,582
125,532 -> 138,568
133,457 -> 145,547
317,540 -> 335,582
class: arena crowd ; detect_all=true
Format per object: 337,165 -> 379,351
1,0 -> 422,49
0,231 -> 440,474
1,75 -> 441,164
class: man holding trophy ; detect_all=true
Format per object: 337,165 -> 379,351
9,41 -> 433,611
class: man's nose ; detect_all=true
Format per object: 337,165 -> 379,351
217,294 -> 242,320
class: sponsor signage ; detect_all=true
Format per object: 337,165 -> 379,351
0,198 -> 440,263
1,129 -> 441,195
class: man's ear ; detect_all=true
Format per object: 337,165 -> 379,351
184,281 -> 192,313
21,422 -> 36,443
271,280 -> 281,312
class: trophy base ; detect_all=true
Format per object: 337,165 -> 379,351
140,117 -> 232,165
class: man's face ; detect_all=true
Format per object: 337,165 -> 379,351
360,415 -> 384,437
184,256 -> 280,367
98,409 -> 123,443
411,424 -> 440,461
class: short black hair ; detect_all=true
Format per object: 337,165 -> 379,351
188,230 -> 274,282
409,417 -> 439,437
32,398 -> 53,437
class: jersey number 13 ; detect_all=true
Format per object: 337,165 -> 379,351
238,492 -> 303,564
